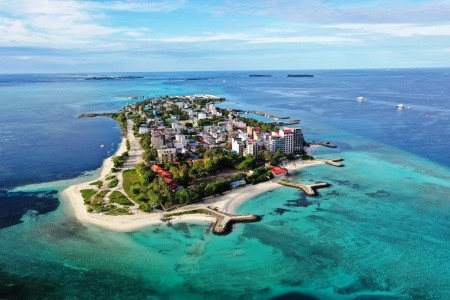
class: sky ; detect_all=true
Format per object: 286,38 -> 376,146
1,0 -> 450,73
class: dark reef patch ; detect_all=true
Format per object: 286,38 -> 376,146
0,190 -> 59,230
273,208 -> 291,215
365,190 -> 391,198
271,291 -> 319,300
284,198 -> 314,208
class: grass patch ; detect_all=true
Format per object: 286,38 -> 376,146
109,191 -> 133,206
106,207 -> 133,216
108,177 -> 119,188
164,209 -> 209,218
123,169 -> 141,201
89,180 -> 103,188
106,175 -> 116,180
80,189 -> 96,204
92,189 -> 110,204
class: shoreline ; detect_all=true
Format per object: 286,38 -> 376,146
60,145 -> 324,232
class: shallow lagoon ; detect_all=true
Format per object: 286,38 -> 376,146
0,70 -> 449,299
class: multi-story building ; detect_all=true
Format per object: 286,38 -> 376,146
151,131 -> 165,149
245,140 -> 259,157
231,138 -> 244,156
268,136 -> 285,153
157,148 -> 177,163
292,128 -> 304,154
278,127 -> 304,154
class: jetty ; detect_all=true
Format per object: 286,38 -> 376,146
162,206 -> 260,235
278,179 -> 330,196
321,158 -> 344,167
310,141 -> 337,148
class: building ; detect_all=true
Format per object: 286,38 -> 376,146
269,166 -> 288,177
157,148 -> 177,163
292,128 -> 304,154
151,131 -> 165,149
229,179 -> 246,189
138,124 -> 149,134
151,165 -> 178,190
268,136 -> 285,153
245,140 -> 259,156
231,138 -> 244,156
278,127 -> 304,154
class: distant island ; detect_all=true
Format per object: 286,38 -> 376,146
249,75 -> 272,77
85,76 -> 144,80
287,74 -> 314,77
63,94 -> 342,234
168,77 -> 214,81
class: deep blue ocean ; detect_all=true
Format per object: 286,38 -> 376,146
0,69 -> 449,299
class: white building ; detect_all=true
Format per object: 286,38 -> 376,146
245,140 -> 259,156
231,138 -> 244,156
229,179 -> 246,189
138,125 -> 149,134
198,112 -> 207,120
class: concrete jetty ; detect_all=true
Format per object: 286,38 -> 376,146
321,158 -> 344,167
278,179 -> 330,196
162,206 -> 260,235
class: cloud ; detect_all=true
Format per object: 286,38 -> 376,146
84,0 -> 186,12
327,23 -> 450,37
202,0 -> 450,24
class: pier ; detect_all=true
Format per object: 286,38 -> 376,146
321,158 -> 344,167
162,206 -> 261,235
278,179 -> 330,196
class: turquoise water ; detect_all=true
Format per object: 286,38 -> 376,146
0,70 -> 449,299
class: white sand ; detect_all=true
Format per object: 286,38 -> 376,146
61,136 -> 324,232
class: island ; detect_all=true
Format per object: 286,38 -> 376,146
62,94 -> 342,234
287,74 -> 314,77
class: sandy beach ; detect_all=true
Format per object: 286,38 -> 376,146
61,142 -> 324,232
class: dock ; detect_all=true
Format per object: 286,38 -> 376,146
321,158 -> 344,167
278,179 -> 330,196
162,206 -> 260,235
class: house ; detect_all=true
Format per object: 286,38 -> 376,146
269,166 -> 288,177
151,165 -> 178,190
230,179 -> 246,189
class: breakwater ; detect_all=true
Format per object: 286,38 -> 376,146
278,179 -> 330,196
162,206 -> 261,235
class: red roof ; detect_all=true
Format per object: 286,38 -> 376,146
269,166 -> 288,175
151,165 -> 173,178
283,129 -> 293,134
152,165 -> 177,190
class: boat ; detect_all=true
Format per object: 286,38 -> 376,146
396,104 -> 405,109
357,96 -> 364,102
100,144 -> 105,148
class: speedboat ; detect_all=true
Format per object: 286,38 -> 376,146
357,96 -> 364,102
396,104 -> 405,109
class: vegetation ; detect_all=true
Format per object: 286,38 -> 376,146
105,207 -> 132,216
91,189 -> 110,204
89,180 -> 103,189
236,115 -> 279,132
164,209 -> 209,218
106,175 -> 116,180
109,191 -> 133,206
107,177 -> 118,188
112,151 -> 128,169
80,189 -> 96,205
302,154 -> 314,160
114,113 -> 127,132
247,167 -> 273,184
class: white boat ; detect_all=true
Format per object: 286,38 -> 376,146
396,104 -> 405,109
100,144 -> 105,148
357,96 -> 364,102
